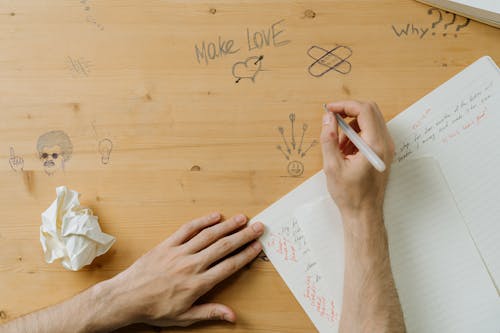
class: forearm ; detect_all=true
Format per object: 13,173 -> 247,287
0,279 -> 130,333
340,209 -> 405,333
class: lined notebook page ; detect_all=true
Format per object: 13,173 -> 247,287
294,195 -> 344,322
385,158 -> 500,332
251,172 -> 342,333
388,56 -> 500,289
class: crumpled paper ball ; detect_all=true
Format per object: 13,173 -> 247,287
40,186 -> 115,271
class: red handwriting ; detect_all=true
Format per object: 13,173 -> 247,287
441,129 -> 460,144
305,275 -> 338,322
442,108 -> 487,144
411,108 -> 431,130
476,110 -> 486,123
266,233 -> 297,262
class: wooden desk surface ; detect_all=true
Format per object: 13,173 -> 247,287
0,1 -> 498,332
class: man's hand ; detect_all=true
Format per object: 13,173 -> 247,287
321,100 -> 405,333
104,212 -> 264,328
0,213 -> 264,333
321,101 -> 394,228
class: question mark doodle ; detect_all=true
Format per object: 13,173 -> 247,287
443,12 -> 456,36
427,7 -> 443,35
455,17 -> 470,32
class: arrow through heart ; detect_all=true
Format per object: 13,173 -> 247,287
232,55 -> 264,83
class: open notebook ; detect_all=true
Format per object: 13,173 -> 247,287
388,56 -> 500,290
251,56 -> 500,332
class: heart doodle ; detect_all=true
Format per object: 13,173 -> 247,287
232,55 -> 263,83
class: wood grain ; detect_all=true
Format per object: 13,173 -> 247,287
0,1 -> 498,332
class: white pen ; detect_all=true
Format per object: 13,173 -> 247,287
323,104 -> 386,172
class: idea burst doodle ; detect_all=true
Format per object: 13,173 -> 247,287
277,113 -> 318,177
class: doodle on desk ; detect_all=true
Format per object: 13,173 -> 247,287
98,139 -> 113,165
391,7 -> 470,39
278,126 -> 291,154
428,7 -> 443,33
8,147 -> 24,172
36,130 -> 73,175
232,55 -> 264,83
91,121 -> 113,165
442,11 -> 456,36
194,19 -> 290,66
289,113 -> 296,149
66,56 -> 92,77
455,17 -> 471,32
277,113 -> 318,177
79,0 -> 104,30
307,45 -> 352,78
391,23 -> 430,39
246,19 -> 291,51
442,13 -> 470,37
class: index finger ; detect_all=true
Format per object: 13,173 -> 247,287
326,100 -> 365,117
9,147 -> 15,158
328,101 -> 386,138
165,212 -> 222,247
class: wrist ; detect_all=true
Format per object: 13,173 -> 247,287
341,206 -> 384,238
341,209 -> 390,264
83,278 -> 133,332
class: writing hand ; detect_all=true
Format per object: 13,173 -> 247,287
321,101 -> 406,332
321,101 -> 394,223
9,147 -> 24,172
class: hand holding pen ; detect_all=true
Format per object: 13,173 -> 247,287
322,103 -> 386,172
320,101 -> 395,220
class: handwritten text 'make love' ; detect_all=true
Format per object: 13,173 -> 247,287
194,19 -> 291,65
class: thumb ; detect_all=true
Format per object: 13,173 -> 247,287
320,112 -> 343,170
177,303 -> 236,325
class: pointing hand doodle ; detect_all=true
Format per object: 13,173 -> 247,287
9,147 -> 24,171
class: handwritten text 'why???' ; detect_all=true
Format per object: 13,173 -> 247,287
194,19 -> 291,65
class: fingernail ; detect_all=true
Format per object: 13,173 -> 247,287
252,222 -> 264,233
323,113 -> 331,125
251,241 -> 262,251
222,313 -> 234,323
210,212 -> 220,219
236,214 -> 246,223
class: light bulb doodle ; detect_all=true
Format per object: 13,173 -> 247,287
98,139 -> 113,165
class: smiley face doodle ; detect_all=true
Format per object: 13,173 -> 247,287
277,113 -> 318,177
232,55 -> 264,83
287,160 -> 304,177
36,130 -> 73,175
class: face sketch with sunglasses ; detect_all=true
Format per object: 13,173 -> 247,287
36,130 -> 73,175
